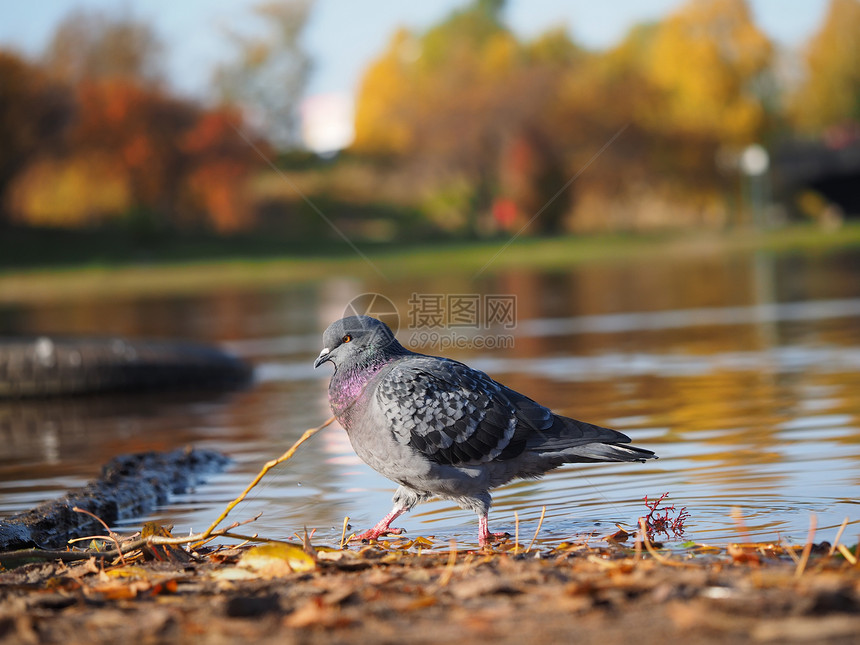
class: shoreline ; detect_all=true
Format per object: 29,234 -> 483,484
2,224 -> 859,304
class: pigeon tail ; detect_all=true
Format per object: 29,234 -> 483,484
548,441 -> 657,463
525,415 -> 657,463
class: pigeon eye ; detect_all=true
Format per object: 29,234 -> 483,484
342,334 -> 352,343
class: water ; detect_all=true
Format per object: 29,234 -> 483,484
1,247 -> 859,548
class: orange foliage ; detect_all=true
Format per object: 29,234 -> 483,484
0,51 -> 71,220
6,73 -> 266,231
71,79 -> 197,218
181,109 -> 268,232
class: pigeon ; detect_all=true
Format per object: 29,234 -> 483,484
314,315 -> 657,545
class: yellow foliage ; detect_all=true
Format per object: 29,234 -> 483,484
7,153 -> 130,226
349,0 -> 787,234
352,29 -> 416,155
791,0 -> 860,132
352,10 -> 519,159
644,0 -> 771,143
479,32 -> 519,79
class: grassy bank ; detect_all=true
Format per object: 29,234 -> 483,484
1,223 -> 860,303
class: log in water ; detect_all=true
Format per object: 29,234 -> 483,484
0,447 -> 229,551
0,337 -> 252,398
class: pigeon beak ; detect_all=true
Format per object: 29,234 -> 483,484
313,347 -> 331,369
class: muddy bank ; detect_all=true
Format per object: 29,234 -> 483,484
0,448 -> 229,551
0,538 -> 858,645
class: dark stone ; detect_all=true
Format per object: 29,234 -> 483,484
0,337 -> 253,399
225,594 -> 281,618
0,448 -> 230,551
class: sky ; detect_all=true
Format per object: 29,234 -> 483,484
0,0 -> 831,101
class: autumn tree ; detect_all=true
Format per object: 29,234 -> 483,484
181,107 -> 271,232
353,0 -> 778,235
215,1 -> 313,149
353,0 -> 781,234
354,0 -> 577,234
352,28 -> 417,157
27,78 -> 267,232
791,0 -> 860,134
70,79 -> 198,224
0,51 -> 72,223
4,6 -> 271,232
642,0 -> 772,145
42,8 -> 164,85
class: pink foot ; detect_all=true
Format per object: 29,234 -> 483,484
478,530 -> 510,546
478,514 -> 510,546
353,526 -> 405,542
349,506 -> 407,543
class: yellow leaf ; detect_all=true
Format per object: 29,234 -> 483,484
237,543 -> 316,577
104,565 -> 150,579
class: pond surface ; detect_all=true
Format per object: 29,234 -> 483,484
1,245 -> 859,548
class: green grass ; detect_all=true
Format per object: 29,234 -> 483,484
1,223 -> 859,303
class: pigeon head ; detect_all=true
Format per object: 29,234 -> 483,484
314,315 -> 405,371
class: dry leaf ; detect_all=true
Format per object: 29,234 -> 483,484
604,526 -> 630,543
238,543 -> 316,577
727,543 -> 761,566
140,523 -> 193,563
284,598 -> 347,629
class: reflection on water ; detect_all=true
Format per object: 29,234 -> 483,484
1,249 -> 859,546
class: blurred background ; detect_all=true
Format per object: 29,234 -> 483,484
0,0 -> 857,241
1,1 -> 858,547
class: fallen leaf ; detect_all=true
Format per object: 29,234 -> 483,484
140,523 -> 193,563
66,557 -> 100,579
103,565 -> 150,579
87,580 -> 152,600
728,543 -> 761,566
284,598 -> 348,629
210,567 -> 258,581
604,527 -> 630,543
238,543 -> 316,577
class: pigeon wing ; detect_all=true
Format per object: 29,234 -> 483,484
375,357 -> 553,465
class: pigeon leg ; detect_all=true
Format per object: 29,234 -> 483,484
478,513 -> 510,546
353,506 -> 407,542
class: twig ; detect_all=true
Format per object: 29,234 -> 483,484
192,416 -> 335,547
828,517 -> 849,557
340,516 -> 350,549
67,535 -> 116,545
637,518 -> 688,568
526,506 -> 546,553
836,543 -> 857,565
216,531 -> 297,544
514,512 -> 520,554
0,521 -> 290,568
72,507 -> 127,565
437,539 -> 458,587
781,539 -> 801,564
93,515 -> 264,558
294,527 -> 317,543
731,507 -> 750,543
795,514 -> 817,578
